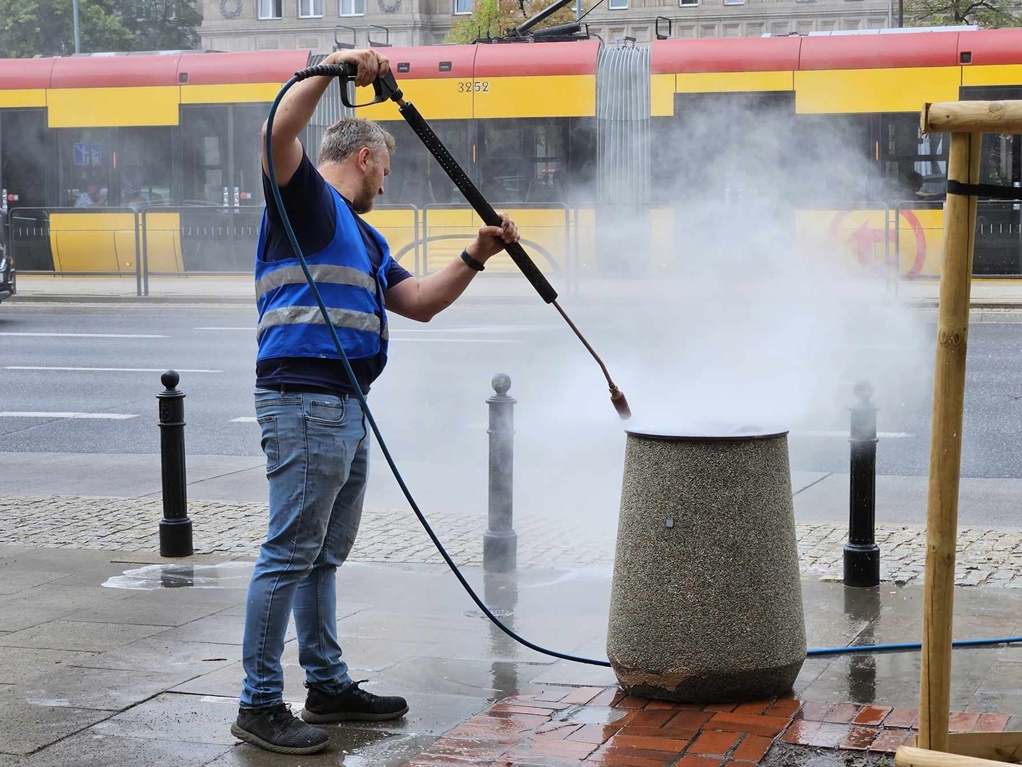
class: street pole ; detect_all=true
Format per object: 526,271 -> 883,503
73,0 -> 81,54
899,0 -> 904,27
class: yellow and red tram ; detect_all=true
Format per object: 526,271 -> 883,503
4,29 -> 1022,278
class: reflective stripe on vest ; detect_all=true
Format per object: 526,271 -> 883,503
257,305 -> 389,341
255,264 -> 376,302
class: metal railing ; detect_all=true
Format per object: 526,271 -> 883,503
6,206 -> 143,294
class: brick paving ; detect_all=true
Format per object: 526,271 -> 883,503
3,494 -> 1022,586
402,686 -> 1011,767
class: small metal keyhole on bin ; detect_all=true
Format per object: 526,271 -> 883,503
665,516 -> 674,529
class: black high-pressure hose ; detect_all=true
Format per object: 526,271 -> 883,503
265,64 -> 1022,668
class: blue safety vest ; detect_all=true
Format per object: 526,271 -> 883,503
254,186 -> 392,367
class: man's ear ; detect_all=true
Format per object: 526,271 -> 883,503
357,146 -> 373,171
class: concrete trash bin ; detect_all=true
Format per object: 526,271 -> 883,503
606,425 -> 806,702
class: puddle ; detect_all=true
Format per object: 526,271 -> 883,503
102,561 -> 253,590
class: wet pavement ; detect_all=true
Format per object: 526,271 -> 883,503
2,545 -> 1022,764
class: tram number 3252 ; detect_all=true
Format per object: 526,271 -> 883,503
457,81 -> 490,93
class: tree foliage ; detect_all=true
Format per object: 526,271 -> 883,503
904,0 -> 1021,27
0,0 -> 201,58
445,0 -> 583,44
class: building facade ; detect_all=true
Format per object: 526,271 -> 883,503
199,0 -> 894,52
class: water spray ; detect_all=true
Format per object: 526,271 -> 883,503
314,62 -> 632,420
263,64 -> 1021,674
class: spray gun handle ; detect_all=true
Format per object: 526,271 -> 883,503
293,63 -> 402,108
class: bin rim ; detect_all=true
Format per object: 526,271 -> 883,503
624,423 -> 790,441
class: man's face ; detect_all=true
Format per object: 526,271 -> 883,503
353,147 -> 391,215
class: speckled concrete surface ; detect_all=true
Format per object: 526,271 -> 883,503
607,431 -> 806,702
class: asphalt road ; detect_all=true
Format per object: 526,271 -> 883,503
0,302 -> 1019,488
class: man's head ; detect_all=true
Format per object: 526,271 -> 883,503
319,117 -> 395,214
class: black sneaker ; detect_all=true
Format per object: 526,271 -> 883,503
301,680 -> 409,723
231,703 -> 330,755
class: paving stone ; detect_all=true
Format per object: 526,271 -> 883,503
18,731 -> 232,767
0,620 -> 167,653
0,688 -> 113,756
5,495 -> 1022,586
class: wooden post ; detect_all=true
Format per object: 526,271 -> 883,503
916,131 -> 982,753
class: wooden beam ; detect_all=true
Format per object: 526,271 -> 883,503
923,100 -> 1022,134
897,745 -> 1017,767
916,131 -> 982,753
947,732 -> 1022,762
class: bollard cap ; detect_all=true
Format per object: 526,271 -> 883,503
853,380 -> 874,403
161,370 -> 180,390
491,373 -> 511,396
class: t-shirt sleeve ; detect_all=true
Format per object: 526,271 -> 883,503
260,148 -> 336,261
386,258 -> 413,288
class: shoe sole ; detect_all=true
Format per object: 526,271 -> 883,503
231,722 -> 329,755
301,705 -> 410,724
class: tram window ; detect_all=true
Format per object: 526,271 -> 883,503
878,114 -> 948,203
479,119 -> 568,204
118,128 -> 172,208
791,114 -> 875,206
378,119 -> 470,207
59,129 -> 114,208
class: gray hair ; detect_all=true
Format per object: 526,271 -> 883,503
318,117 -> 395,165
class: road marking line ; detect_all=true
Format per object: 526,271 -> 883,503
0,332 -> 168,338
0,412 -> 138,420
231,417 -> 258,423
794,430 -> 912,439
5,367 -> 222,373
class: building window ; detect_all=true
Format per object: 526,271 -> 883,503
609,0 -> 628,8
453,0 -> 472,14
340,0 -> 364,14
679,0 -> 698,6
299,0 -> 323,16
259,0 -> 282,18
723,0 -> 745,6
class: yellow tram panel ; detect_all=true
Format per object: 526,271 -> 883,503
143,212 -> 185,273
676,70 -> 794,94
420,207 -> 571,275
50,213 -> 138,274
357,78 -> 473,122
181,83 -> 284,104
473,75 -> 596,120
795,208 -> 944,278
794,67 -> 960,114
362,208 -> 419,274
0,88 -> 45,108
48,86 -> 180,128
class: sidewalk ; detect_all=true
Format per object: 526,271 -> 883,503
9,273 -> 1022,313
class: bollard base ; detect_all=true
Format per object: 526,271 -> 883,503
483,530 -> 517,574
160,518 -> 194,558
843,543 -> 881,588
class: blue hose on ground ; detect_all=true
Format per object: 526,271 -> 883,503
266,72 -> 1022,670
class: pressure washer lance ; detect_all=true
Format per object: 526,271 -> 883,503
302,61 -> 632,420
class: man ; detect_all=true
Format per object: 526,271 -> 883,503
232,48 -> 519,756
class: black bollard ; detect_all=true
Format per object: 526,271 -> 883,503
484,374 -> 517,573
158,370 -> 193,557
844,380 -> 880,587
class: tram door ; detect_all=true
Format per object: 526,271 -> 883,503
0,110 -> 56,270
962,86 -> 1022,276
180,104 -> 265,272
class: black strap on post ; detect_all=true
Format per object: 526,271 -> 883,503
946,180 -> 1022,200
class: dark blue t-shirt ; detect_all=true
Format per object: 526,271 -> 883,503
256,150 -> 412,395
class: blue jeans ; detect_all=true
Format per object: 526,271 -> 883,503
240,387 -> 369,708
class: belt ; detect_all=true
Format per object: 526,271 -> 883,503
261,383 -> 350,398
